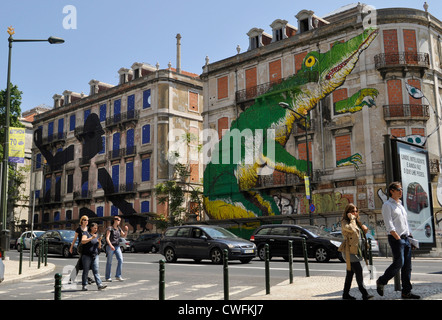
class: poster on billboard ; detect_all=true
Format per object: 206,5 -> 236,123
396,140 -> 435,246
8,127 -> 25,163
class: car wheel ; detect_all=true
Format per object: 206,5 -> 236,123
164,247 -> 177,263
210,248 -> 223,264
63,246 -> 71,258
258,245 -> 271,261
34,245 -> 40,257
16,244 -> 21,252
315,246 -> 330,262
130,246 -> 137,253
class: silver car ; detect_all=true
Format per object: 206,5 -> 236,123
17,231 -> 45,251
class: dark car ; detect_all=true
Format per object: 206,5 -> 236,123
130,233 -> 162,253
250,224 -> 343,262
159,225 -> 256,264
34,230 -> 78,258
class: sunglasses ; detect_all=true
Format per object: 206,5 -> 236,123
393,188 -> 403,191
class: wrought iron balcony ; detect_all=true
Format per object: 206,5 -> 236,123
383,104 -> 430,121
105,110 -> 139,128
374,52 -> 429,79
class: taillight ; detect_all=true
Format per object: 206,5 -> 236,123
250,235 -> 255,241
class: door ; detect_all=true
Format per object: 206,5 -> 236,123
289,226 -> 305,257
174,227 -> 191,257
268,227 -> 289,256
188,227 -> 210,259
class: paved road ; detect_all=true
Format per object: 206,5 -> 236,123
0,250 -> 440,300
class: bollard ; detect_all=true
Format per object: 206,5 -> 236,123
368,238 -> 373,280
265,244 -> 270,295
54,273 -> 62,300
19,238 -> 23,275
302,238 -> 310,277
223,249 -> 229,300
30,238 -> 34,262
38,242 -> 42,269
159,259 -> 165,300
288,240 -> 293,284
44,239 -> 48,266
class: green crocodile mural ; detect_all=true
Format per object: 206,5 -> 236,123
203,28 -> 379,221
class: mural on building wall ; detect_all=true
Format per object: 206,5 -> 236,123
336,153 -> 363,170
34,113 -> 148,231
203,28 -> 379,220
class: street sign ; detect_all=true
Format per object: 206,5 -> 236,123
309,203 -> 316,213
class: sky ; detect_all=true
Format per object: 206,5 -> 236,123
1,0 -> 441,113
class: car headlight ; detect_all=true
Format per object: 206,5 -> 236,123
330,240 -> 342,248
227,244 -> 236,249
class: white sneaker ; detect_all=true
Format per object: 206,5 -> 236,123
105,278 -> 112,282
115,277 -> 124,281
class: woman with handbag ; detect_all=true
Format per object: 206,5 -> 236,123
338,203 -> 373,300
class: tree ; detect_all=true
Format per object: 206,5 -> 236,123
154,131 -> 203,228
0,83 -> 25,230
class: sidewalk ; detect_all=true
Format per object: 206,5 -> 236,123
1,255 -> 441,300
0,257 -> 55,284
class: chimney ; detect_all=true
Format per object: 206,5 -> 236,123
176,33 -> 181,73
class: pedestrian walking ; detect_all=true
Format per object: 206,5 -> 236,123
81,222 -> 107,291
105,216 -> 128,282
338,203 -> 373,300
376,181 -> 420,299
69,215 -> 93,284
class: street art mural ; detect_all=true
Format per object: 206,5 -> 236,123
34,113 -> 148,231
203,28 -> 379,220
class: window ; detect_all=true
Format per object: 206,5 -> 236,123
126,162 -> 134,190
141,200 -> 150,213
36,153 -> 42,169
84,109 -> 91,124
48,122 -> 54,142
97,206 -> 104,218
58,118 -> 64,137
143,89 -> 151,109
335,134 -> 352,165
128,94 -> 135,113
126,128 -> 135,154
99,136 -> 105,155
189,91 -> 199,112
217,76 -> 228,100
99,104 -> 107,122
112,165 -> 119,192
142,158 -> 150,181
142,124 -> 151,144
67,173 -> 73,193
70,114 -> 76,131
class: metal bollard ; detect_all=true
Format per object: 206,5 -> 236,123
223,249 -> 229,300
54,273 -> 62,300
38,242 -> 42,269
288,240 -> 293,284
44,239 -> 48,266
265,243 -> 270,295
19,239 -> 23,275
302,238 -> 310,277
159,259 -> 165,300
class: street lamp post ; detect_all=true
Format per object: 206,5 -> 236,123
0,27 -> 64,256
279,102 -> 313,225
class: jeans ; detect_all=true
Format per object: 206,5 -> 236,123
105,245 -> 123,279
344,261 -> 369,297
81,254 -> 103,287
378,235 -> 412,293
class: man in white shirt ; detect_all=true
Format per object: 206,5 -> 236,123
376,182 -> 420,299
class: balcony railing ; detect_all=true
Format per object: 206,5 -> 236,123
73,189 -> 93,200
374,52 -> 430,70
236,72 -> 319,104
383,104 -> 430,121
105,110 -> 139,128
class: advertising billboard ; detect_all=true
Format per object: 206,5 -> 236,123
393,140 -> 435,247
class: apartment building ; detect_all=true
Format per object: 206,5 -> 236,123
31,61 -> 203,232
201,4 -> 442,251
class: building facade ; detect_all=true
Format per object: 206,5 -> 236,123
201,4 -> 442,253
31,63 -> 203,232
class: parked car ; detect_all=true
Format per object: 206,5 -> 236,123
34,230 -> 78,258
16,230 -> 45,252
102,237 -> 131,252
130,233 -> 162,253
406,182 -> 429,213
331,231 -> 380,256
160,225 -> 256,264
250,224 -> 343,262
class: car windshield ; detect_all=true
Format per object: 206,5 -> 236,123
201,227 -> 238,239
59,230 -> 75,241
301,225 -> 333,238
